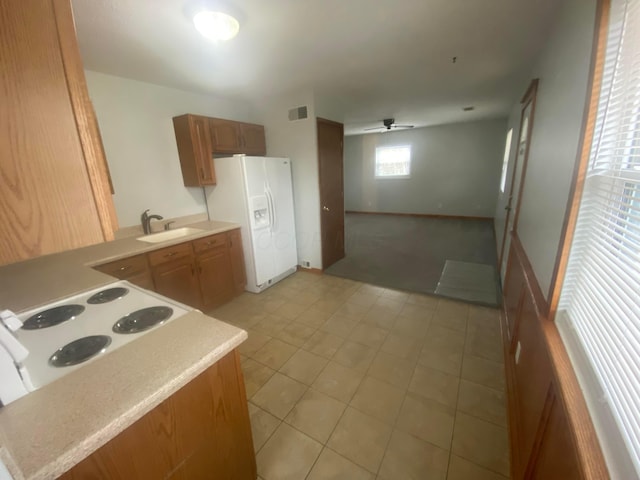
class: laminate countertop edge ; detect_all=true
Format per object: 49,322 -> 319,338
0,312 -> 248,480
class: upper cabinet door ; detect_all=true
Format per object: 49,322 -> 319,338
210,118 -> 241,153
0,0 -> 117,266
173,114 -> 216,187
239,123 -> 267,156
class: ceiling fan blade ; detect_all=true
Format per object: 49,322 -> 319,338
392,125 -> 414,129
364,126 -> 385,131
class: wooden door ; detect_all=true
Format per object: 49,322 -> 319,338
191,116 -> 216,185
317,118 -> 345,269
210,118 -> 241,153
240,123 -> 267,155
228,229 -> 247,294
152,258 -> 200,307
197,249 -> 235,310
498,80 -> 538,278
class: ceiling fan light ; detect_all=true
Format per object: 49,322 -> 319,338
193,11 -> 239,41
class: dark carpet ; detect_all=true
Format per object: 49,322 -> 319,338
325,213 -> 501,306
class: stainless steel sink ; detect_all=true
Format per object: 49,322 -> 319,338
136,227 -> 205,244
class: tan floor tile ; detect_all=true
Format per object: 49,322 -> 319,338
423,324 -> 466,354
465,327 -> 504,364
409,364 -> 460,408
391,315 -> 431,338
360,309 -> 397,330
431,309 -> 468,333
252,339 -> 299,370
314,298 -> 344,313
447,454 -> 509,480
457,380 -> 507,427
261,297 -> 288,314
312,361 -> 365,403
347,291 -> 380,308
290,291 -> 322,307
256,423 -> 322,480
252,372 -> 308,419
367,350 -> 415,389
452,413 -> 509,476
380,333 -> 422,361
348,323 -> 389,349
238,330 -> 272,356
350,376 -> 405,424
461,355 -> 505,391
320,314 -> 359,338
380,288 -> 410,302
333,341 -> 376,372
357,284 -> 386,296
303,331 -> 345,358
285,389 -> 347,443
297,306 -> 333,328
396,392 -> 455,450
419,345 -> 463,376
275,301 -> 309,320
307,447 -> 375,480
334,301 -> 371,319
399,302 -> 435,321
253,314 -> 293,336
275,321 -> 317,347
378,429 -> 449,480
279,349 -> 328,385
327,407 -> 393,473
242,358 -> 276,398
248,402 -> 281,452
406,292 -> 440,309
373,296 -> 405,315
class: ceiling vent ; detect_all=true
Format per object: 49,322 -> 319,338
288,106 -> 308,121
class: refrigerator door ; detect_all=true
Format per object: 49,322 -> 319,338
264,158 -> 298,274
242,157 -> 278,286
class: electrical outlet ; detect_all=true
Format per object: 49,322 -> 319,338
515,342 -> 522,364
303,261 -> 310,268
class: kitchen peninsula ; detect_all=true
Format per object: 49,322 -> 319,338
0,221 -> 256,479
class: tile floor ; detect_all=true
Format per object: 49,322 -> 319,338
211,272 -> 509,480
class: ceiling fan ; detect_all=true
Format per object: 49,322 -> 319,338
364,118 -> 414,131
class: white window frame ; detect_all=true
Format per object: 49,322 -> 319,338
374,145 -> 412,179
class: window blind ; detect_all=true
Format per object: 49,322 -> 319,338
558,0 -> 640,477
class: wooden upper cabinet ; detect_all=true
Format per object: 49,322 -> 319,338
0,0 -> 117,266
210,118 -> 242,154
173,114 -> 216,187
239,122 -> 267,155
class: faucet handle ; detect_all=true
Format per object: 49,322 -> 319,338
164,221 -> 176,231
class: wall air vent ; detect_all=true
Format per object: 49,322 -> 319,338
288,106 -> 308,121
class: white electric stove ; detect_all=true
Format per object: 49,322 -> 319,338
0,281 -> 190,406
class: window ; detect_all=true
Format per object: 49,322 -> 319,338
499,129 -> 513,193
558,0 -> 640,477
375,145 -> 411,178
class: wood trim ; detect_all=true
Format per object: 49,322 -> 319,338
547,0 -> 611,319
296,265 -> 323,275
52,0 -> 118,239
504,232 -> 609,479
345,210 -> 493,221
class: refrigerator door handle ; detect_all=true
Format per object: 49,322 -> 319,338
264,185 -> 275,233
267,186 -> 278,232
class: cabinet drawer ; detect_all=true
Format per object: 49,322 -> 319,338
94,254 -> 149,279
193,233 -> 227,254
148,242 -> 193,267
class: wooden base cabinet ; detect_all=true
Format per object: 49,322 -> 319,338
93,254 -> 154,291
60,350 -> 257,480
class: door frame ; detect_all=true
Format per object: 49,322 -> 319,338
317,117 -> 345,269
498,79 -> 539,270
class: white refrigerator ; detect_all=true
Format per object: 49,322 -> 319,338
205,156 -> 298,293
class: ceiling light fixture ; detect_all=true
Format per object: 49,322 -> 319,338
193,10 -> 239,41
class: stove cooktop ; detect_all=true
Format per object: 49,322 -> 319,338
15,281 -> 190,390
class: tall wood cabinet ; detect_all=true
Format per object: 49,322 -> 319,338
0,0 -> 117,266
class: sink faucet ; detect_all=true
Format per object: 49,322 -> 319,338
141,209 -> 163,235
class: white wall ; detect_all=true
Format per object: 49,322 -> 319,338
344,119 -> 507,217
513,0 -> 597,298
255,90 -> 323,269
85,71 -> 256,228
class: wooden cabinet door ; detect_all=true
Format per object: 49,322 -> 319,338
228,230 -> 246,294
152,257 -> 200,308
196,249 -> 235,310
239,123 -> 266,155
191,115 -> 216,185
173,115 -> 216,187
210,118 -> 241,153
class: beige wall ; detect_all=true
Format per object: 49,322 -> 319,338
344,119 -> 507,217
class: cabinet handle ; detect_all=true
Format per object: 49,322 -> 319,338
165,252 -> 177,258
200,167 -> 205,179
119,265 -> 132,271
